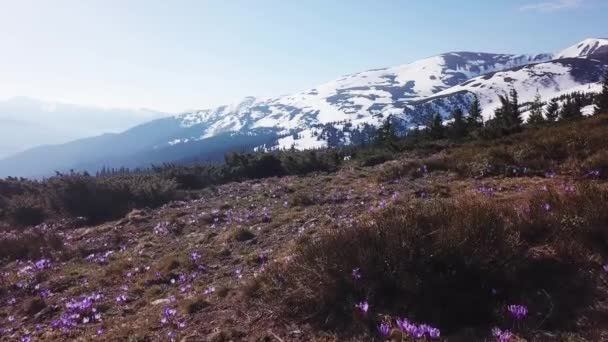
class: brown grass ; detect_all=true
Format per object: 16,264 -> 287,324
249,183 -> 607,336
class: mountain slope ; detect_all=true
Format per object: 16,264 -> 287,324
555,38 -> 608,59
0,38 -> 606,178
414,55 -> 607,120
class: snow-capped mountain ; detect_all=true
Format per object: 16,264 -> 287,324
555,38 -> 608,59
0,38 -> 606,178
172,52 -> 552,150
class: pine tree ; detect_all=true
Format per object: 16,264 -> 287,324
376,115 -> 398,148
545,98 -> 560,122
467,95 -> 483,129
509,88 -> 523,128
595,69 -> 608,115
560,96 -> 583,121
450,108 -> 467,138
527,91 -> 545,125
429,113 -> 444,140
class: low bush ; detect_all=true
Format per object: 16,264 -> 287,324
0,230 -> 64,261
43,173 -> 179,224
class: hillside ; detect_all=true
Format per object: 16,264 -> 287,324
2,113 -> 608,341
1,38 -> 607,178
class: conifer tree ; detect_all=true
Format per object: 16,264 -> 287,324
527,91 -> 545,125
467,95 -> 483,129
560,97 -> 583,121
376,115 -> 398,148
595,69 -> 608,115
450,108 -> 467,138
509,88 -> 523,128
545,98 -> 560,122
429,113 -> 444,140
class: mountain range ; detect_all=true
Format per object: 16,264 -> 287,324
0,97 -> 168,159
1,38 -> 607,178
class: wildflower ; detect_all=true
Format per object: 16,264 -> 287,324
427,327 -> 441,339
492,327 -> 513,342
190,252 -> 201,263
35,258 -> 52,270
204,286 -> 215,295
603,264 -> 608,273
116,294 -> 127,303
542,203 -> 551,211
397,318 -> 440,339
507,304 -> 528,320
352,268 -> 362,280
378,322 -> 390,337
355,301 -> 369,314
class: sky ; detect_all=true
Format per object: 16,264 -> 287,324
0,0 -> 605,113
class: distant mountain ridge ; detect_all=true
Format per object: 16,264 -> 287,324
0,97 -> 168,158
1,38 -> 607,178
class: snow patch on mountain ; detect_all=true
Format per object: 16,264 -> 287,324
429,61 -> 591,119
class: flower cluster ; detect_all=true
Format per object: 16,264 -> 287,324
52,293 -> 104,333
160,306 -> 187,341
153,221 -> 179,236
396,318 -> 440,340
85,251 -> 114,265
34,259 -> 52,271
477,185 -> 495,197
492,327 -> 513,342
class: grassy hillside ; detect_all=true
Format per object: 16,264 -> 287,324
2,115 -> 608,341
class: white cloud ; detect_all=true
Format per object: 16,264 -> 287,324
520,0 -> 584,12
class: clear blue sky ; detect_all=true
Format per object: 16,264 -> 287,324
0,0 -> 605,112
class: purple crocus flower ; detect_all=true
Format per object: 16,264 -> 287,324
507,304 -> 528,320
190,252 -> 201,262
355,301 -> 369,314
378,322 -> 390,337
351,268 -> 362,280
492,327 -> 513,342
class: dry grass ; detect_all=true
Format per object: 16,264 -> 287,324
250,183 -> 607,336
